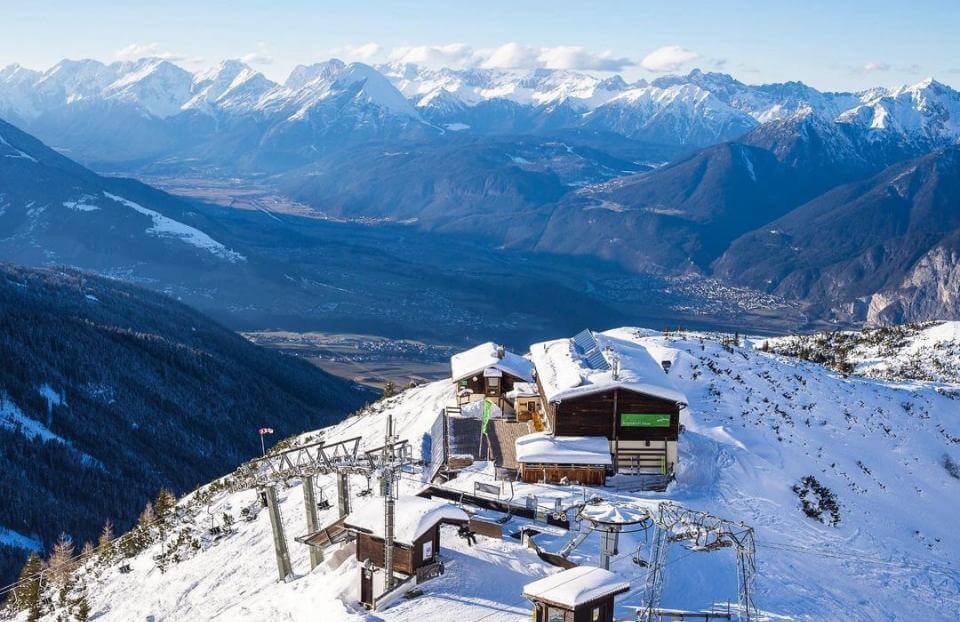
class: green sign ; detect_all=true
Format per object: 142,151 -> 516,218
620,413 -> 671,428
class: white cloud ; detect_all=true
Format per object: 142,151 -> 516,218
114,43 -> 186,62
389,44 -> 476,68
241,43 -> 274,66
640,45 -> 700,73
385,42 -> 634,72
861,61 -> 891,73
336,42 -> 382,60
479,42 -> 541,69
536,46 -> 634,71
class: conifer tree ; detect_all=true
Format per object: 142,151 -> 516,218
138,501 -> 155,528
10,553 -> 43,615
79,541 -> 95,566
382,381 -> 397,399
154,488 -> 177,521
96,520 -> 114,557
74,583 -> 92,622
47,532 -> 75,585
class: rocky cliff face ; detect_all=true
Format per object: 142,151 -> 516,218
864,236 -> 960,324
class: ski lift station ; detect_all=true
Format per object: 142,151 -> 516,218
445,329 -> 686,489
239,327 -> 758,621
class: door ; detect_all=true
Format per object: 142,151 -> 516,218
360,567 -> 374,606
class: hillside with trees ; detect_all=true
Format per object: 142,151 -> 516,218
0,263 -> 372,585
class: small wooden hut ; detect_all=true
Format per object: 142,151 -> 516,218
450,342 -> 534,413
345,495 -> 468,605
523,565 -> 629,622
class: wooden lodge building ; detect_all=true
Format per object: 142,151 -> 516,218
450,342 -> 535,414
344,496 -> 468,606
520,329 -> 687,483
523,565 -> 630,622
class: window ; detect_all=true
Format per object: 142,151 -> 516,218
527,401 -> 536,412
547,607 -> 566,622
591,606 -> 601,621
487,377 -> 500,387
422,540 -> 433,560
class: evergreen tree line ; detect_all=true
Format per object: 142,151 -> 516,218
0,264 -> 373,584
3,488 -> 179,620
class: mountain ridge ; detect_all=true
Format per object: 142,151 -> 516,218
0,262 -> 370,586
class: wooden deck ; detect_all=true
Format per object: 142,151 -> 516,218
486,420 -> 532,470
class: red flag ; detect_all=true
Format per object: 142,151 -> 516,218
258,427 -> 274,435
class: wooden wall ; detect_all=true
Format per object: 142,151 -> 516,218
551,389 -> 679,441
532,595 -> 617,622
355,526 -> 440,575
458,372 -> 523,404
519,464 -> 606,485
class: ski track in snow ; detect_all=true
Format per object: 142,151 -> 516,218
23,328 -> 960,621
0,132 -> 38,163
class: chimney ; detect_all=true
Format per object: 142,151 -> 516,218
495,345 -> 505,359
661,360 -> 672,374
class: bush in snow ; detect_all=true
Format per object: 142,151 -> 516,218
944,455 -> 960,480
792,476 -> 841,526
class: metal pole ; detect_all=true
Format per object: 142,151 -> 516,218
599,525 -> 620,570
303,475 -> 324,568
383,468 -> 396,591
337,471 -> 350,518
383,413 -> 397,591
260,433 -> 266,457
264,485 -> 293,581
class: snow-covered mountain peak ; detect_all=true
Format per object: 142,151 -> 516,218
33,58 -> 117,101
185,60 -> 277,113
284,59 -> 347,90
330,62 -> 419,117
839,77 -> 960,142
103,58 -> 193,118
192,59 -> 252,86
0,63 -> 40,83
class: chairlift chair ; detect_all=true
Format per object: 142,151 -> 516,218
316,486 -> 332,511
357,473 -> 373,497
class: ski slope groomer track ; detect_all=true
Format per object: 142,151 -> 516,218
13,327 -> 959,621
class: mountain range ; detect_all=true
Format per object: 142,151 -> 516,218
2,57 -> 960,324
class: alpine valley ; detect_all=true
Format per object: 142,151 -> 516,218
2,58 -> 960,326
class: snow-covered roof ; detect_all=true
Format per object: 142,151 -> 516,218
523,566 -> 629,608
515,432 -> 612,465
450,342 -> 534,383
579,501 -> 648,525
505,381 -> 539,399
344,495 -> 468,545
530,329 -> 686,404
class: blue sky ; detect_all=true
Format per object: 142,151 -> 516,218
2,0 -> 958,90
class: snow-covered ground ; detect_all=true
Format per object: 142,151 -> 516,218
7,327 -> 959,621
761,321 -> 960,385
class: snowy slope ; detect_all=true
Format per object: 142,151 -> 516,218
6,327 -> 958,621
761,321 -> 960,385
839,78 -> 960,148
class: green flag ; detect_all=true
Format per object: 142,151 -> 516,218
480,399 -> 492,435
